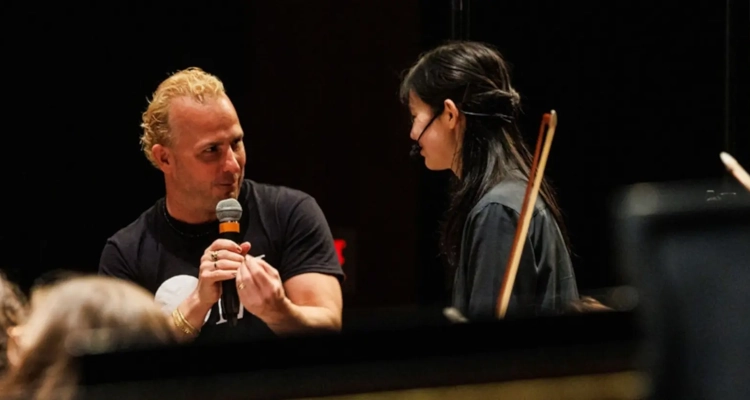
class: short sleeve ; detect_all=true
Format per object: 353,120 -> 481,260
98,240 -> 138,282
461,203 -> 537,320
278,196 -> 344,282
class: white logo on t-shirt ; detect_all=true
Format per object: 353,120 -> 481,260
154,275 -> 244,325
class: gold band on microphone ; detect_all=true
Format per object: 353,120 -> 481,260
219,221 -> 240,233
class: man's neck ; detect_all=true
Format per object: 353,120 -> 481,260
165,195 -> 215,224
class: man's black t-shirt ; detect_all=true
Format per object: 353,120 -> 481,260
98,179 -> 344,342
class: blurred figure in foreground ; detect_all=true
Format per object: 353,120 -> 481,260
0,271 -> 27,375
0,275 -> 176,400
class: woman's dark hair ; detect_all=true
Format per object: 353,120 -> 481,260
400,40 -> 571,267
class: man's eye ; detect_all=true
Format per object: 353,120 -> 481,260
205,146 -> 218,153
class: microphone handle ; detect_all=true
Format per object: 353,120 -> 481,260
219,229 -> 243,326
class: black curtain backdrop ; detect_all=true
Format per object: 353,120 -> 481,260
1,0 -> 747,311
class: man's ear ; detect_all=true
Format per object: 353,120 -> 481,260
443,99 -> 461,130
151,144 -> 172,172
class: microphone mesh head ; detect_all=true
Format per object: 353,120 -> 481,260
216,198 -> 243,222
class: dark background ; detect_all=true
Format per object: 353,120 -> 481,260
1,0 -> 748,311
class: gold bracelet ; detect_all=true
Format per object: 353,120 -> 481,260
172,308 -> 200,337
173,308 -> 199,336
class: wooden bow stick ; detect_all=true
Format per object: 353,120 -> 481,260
496,110 -> 558,319
720,152 -> 750,192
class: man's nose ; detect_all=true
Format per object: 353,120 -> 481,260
224,150 -> 241,173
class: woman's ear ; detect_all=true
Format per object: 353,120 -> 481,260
443,99 -> 461,130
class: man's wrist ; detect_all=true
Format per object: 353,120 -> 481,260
179,291 -> 213,328
190,290 -> 215,313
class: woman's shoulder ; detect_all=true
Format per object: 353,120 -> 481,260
471,172 -> 546,218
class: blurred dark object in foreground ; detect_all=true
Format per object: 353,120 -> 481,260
74,311 -> 639,399
613,179 -> 750,400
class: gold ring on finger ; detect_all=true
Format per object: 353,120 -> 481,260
210,251 -> 219,261
238,283 -> 245,290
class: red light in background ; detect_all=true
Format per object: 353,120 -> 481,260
334,239 -> 347,265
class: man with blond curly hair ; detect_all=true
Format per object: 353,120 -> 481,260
99,68 -> 343,342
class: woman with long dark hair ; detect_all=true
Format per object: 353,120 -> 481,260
401,41 -> 581,320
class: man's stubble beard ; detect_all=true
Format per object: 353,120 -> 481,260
171,173 -> 218,222
171,166 -> 244,221
209,171 -> 244,212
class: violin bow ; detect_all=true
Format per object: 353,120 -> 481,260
720,152 -> 750,192
496,110 -> 558,319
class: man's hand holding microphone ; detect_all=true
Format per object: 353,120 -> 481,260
170,198 -> 290,340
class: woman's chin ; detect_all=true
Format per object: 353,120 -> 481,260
424,160 -> 450,172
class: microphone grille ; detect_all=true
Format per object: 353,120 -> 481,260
216,198 -> 243,222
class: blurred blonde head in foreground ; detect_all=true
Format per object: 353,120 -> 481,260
0,275 -> 176,400
0,271 -> 27,375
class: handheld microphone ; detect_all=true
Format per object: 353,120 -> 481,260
216,198 -> 243,326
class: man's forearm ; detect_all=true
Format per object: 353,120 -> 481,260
264,298 -> 341,336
